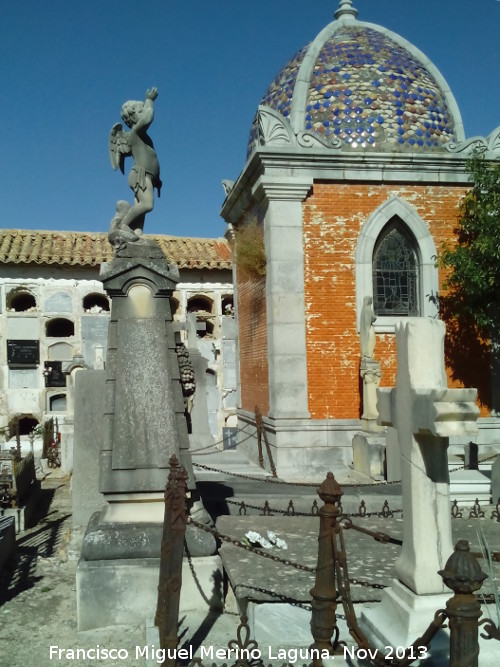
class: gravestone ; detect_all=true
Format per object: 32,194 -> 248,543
81,317 -> 108,368
76,243 -> 218,630
184,313 -> 214,450
360,319 -> 479,650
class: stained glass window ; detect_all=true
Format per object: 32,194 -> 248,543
372,220 -> 419,316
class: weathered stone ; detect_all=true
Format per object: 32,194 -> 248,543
77,555 -> 223,631
72,369 -> 106,529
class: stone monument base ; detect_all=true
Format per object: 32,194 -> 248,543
76,506 -> 219,630
77,555 -> 223,630
359,579 -> 450,659
352,432 -> 386,479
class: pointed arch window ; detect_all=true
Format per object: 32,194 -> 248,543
372,219 -> 420,317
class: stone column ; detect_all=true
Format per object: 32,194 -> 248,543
254,176 -> 312,420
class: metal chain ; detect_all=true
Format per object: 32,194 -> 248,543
190,429 -> 255,454
335,522 -> 446,666
449,452 -> 499,475
192,461 -> 401,488
226,497 -> 403,520
187,517 -> 316,573
187,517 -> 390,591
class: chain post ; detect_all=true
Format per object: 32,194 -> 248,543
254,405 -> 265,470
310,472 -> 344,661
439,540 -> 488,667
155,454 -> 188,667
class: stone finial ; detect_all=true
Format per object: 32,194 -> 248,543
334,0 -> 358,21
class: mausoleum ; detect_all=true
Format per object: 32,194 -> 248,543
222,0 -> 500,478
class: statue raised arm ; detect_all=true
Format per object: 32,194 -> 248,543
108,87 -> 162,246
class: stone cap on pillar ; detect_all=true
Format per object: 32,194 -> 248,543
100,257 -> 180,297
377,386 -> 479,438
413,388 -> 479,438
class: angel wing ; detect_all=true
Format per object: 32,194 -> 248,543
109,123 -> 132,173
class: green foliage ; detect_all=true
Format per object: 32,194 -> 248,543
234,219 -> 266,279
440,152 -> 500,333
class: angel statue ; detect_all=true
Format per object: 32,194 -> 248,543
108,87 -> 162,246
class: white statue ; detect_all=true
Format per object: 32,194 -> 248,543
360,296 -> 376,359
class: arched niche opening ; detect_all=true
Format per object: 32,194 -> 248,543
82,293 -> 110,313
187,295 -> 213,315
9,415 -> 39,437
222,294 -> 234,316
49,394 -> 67,412
46,318 -> 75,338
7,290 -> 37,313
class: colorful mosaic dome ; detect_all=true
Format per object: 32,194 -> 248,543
248,1 -> 464,157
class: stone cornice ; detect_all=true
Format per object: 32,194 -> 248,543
252,176 -> 313,203
220,146 -> 476,225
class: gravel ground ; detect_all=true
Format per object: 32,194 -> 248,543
0,474 -> 147,667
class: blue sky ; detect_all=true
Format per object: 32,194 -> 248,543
1,0 -> 498,241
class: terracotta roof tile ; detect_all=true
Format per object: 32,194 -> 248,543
0,229 -> 233,270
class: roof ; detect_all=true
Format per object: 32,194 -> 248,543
0,229 -> 232,270
248,0 -> 463,157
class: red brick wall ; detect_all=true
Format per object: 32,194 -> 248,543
302,182 -> 490,419
237,273 -> 270,414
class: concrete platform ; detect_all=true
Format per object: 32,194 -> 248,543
214,512 -> 500,654
449,469 -> 491,506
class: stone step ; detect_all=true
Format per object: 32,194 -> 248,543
449,469 -> 491,506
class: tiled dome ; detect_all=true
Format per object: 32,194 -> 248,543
248,1 -> 463,157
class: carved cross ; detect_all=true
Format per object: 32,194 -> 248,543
377,319 -> 479,594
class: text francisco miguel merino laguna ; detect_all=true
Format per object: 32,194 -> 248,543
48,644 -> 339,663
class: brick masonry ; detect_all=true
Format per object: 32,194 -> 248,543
237,182 -> 492,421
303,181 -> 491,419
237,274 -> 269,414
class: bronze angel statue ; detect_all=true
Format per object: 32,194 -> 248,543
108,87 -> 162,245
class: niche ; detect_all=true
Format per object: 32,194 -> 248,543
83,293 -> 110,313
46,318 -> 74,337
7,290 -> 37,313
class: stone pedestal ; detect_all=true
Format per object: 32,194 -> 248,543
360,580 -> 450,657
352,432 -> 385,478
77,555 -> 223,631
76,242 -> 215,630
